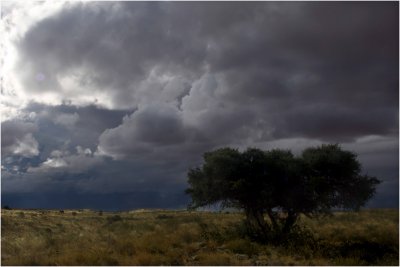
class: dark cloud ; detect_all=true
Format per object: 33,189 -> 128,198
17,2 -> 206,108
274,106 -> 397,142
16,2 -> 397,141
1,103 -> 128,177
3,2 -> 398,209
22,102 -> 130,152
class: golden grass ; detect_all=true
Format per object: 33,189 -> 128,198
1,209 -> 398,265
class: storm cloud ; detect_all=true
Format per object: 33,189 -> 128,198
1,2 -> 398,209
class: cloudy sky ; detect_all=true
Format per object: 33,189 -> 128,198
1,1 -> 398,210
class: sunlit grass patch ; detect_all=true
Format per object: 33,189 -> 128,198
1,208 -> 398,265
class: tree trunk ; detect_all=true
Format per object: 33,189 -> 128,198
266,209 -> 279,230
282,211 -> 298,233
245,208 -> 269,238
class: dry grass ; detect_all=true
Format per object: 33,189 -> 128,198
1,209 -> 398,265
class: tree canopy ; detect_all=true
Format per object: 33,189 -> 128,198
186,144 -> 380,237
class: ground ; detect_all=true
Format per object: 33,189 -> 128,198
1,208 -> 398,265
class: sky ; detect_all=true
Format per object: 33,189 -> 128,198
1,1 -> 398,210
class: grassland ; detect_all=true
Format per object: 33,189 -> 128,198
1,208 -> 398,265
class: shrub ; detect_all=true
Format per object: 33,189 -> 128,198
198,222 -> 225,243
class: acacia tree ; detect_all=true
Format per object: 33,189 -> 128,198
186,144 -> 380,237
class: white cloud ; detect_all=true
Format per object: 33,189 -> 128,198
1,1 -> 72,121
76,146 -> 92,156
28,147 -> 103,174
53,112 -> 79,128
9,133 -> 39,157
1,120 -> 39,157
97,103 -> 186,159
42,157 -> 68,168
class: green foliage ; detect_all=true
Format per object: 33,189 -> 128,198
186,144 -> 381,238
302,144 -> 380,212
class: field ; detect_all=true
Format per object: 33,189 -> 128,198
1,208 -> 398,266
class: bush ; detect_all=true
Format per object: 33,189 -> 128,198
280,225 -> 318,248
198,222 -> 225,243
3,205 -> 11,210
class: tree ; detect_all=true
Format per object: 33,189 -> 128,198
186,144 -> 380,238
